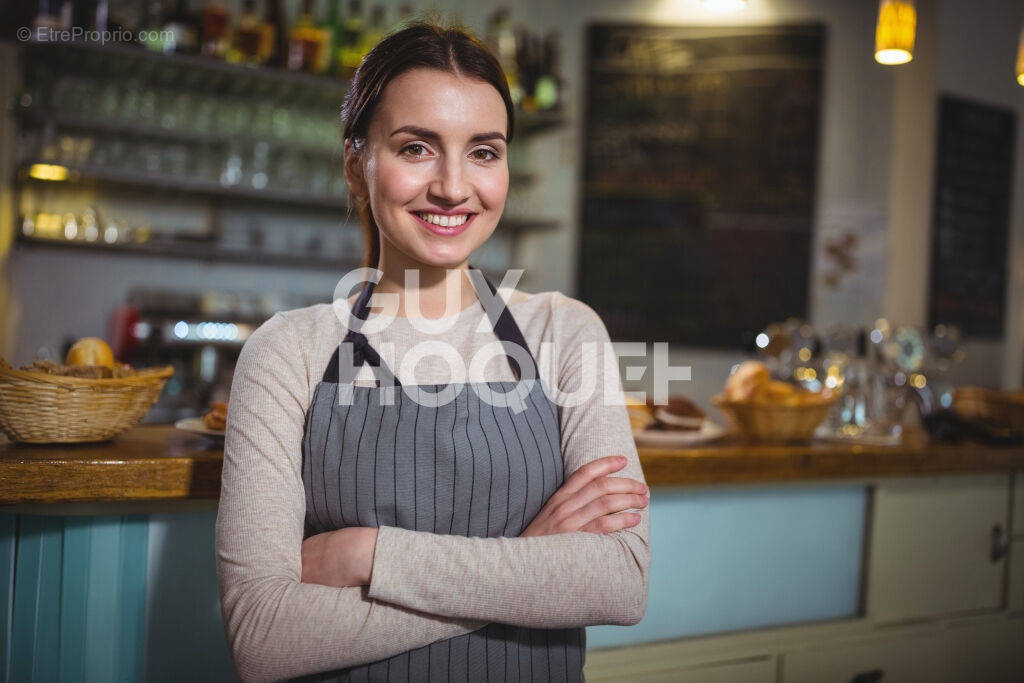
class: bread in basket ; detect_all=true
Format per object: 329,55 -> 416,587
0,356 -> 174,443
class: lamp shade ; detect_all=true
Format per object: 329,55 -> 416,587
875,0 -> 916,65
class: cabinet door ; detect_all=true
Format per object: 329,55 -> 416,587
866,474 -> 1009,622
627,657 -> 776,683
1010,540 -> 1024,614
781,632 -> 948,683
1013,472 -> 1024,536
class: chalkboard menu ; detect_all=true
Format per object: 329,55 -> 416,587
578,24 -> 825,348
928,96 -> 1016,338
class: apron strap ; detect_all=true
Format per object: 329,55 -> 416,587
321,267 -> 538,384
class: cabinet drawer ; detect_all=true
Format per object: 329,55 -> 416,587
624,657 -> 776,683
866,474 -> 1009,622
781,632 -> 947,683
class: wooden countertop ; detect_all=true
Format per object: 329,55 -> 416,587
1,425 -> 1023,504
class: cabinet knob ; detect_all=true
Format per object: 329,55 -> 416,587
850,669 -> 884,683
991,524 -> 1009,563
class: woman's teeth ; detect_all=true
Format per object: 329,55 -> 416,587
416,212 -> 470,227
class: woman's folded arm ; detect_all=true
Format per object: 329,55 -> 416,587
366,296 -> 651,629
216,313 -> 488,683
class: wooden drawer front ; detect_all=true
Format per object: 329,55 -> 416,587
867,474 -> 1009,622
781,633 -> 947,683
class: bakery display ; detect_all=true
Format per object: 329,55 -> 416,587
714,360 -> 835,443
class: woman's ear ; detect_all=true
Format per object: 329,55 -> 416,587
343,138 -> 367,199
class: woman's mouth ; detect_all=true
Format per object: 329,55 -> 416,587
410,211 -> 476,236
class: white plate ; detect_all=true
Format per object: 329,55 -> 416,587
633,419 -> 728,448
175,417 -> 225,438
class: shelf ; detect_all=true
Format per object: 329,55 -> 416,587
15,233 -> 357,272
21,39 -> 349,104
19,39 -> 568,134
17,109 -> 340,159
18,164 -> 351,212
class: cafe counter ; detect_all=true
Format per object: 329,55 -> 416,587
2,424 -> 1023,505
2,425 -> 1023,681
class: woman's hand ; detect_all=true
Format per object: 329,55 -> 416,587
301,526 -> 378,588
520,455 -> 649,537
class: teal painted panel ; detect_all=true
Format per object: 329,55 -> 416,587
0,514 -> 16,683
59,518 -> 92,682
10,516 -> 63,682
84,516 -> 122,682
144,511 -> 238,682
118,515 -> 149,683
587,484 -> 867,648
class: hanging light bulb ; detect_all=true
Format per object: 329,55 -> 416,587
875,0 -> 916,65
1016,27 -> 1024,86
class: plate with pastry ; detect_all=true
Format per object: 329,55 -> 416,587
631,394 -> 728,447
175,402 -> 227,438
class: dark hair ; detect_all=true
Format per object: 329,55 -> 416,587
340,17 -> 516,269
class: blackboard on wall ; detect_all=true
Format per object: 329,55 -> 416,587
578,24 -> 825,348
928,95 -> 1016,338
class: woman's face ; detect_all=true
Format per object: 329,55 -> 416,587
346,67 -> 510,269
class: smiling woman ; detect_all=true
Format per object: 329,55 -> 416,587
215,18 -> 651,683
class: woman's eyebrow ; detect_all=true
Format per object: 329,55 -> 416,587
389,125 -> 506,144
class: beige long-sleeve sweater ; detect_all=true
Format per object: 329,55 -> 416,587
215,286 -> 651,682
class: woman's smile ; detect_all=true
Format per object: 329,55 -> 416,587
409,210 -> 477,236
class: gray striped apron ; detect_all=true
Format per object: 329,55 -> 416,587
295,270 -> 586,682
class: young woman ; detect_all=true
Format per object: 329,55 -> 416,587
216,20 -> 651,683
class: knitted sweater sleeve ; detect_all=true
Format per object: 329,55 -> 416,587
215,313 -> 488,683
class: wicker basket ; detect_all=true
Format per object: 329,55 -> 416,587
713,393 -> 837,443
954,386 -> 1024,431
0,361 -> 174,443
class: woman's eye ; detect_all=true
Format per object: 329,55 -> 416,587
472,148 -> 500,161
401,144 -> 427,157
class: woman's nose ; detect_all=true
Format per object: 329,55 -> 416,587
429,156 -> 470,204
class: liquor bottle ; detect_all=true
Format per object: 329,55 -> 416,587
261,0 -> 287,67
356,5 -> 386,57
337,0 -> 364,79
227,0 -> 265,65
325,0 -> 342,75
201,0 -> 230,58
485,8 -> 522,107
162,0 -> 198,54
287,0 -> 329,73
32,0 -> 62,32
533,30 -> 561,111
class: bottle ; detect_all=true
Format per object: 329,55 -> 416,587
201,0 -> 230,58
261,0 -> 287,67
162,0 -> 198,54
356,5 -> 386,58
287,0 -> 329,73
325,0 -> 343,75
32,0 -> 62,32
533,30 -> 561,111
485,8 -> 522,107
337,0 -> 364,79
227,0 -> 265,65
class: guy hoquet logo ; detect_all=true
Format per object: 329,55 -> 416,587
330,268 -> 690,409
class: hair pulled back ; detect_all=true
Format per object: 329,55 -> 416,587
341,17 -> 515,268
